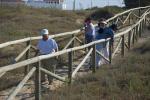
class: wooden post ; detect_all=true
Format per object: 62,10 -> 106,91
135,26 -> 138,41
143,17 -> 146,31
72,34 -> 75,58
92,44 -> 96,73
132,28 -> 135,45
137,24 -> 140,38
139,9 -> 141,17
109,40 -> 112,64
68,51 -> 73,84
121,35 -> 125,56
128,31 -> 131,49
129,14 -> 131,25
121,15 -> 123,21
35,61 -> 41,100
136,26 -> 139,41
144,16 -> 147,27
139,22 -> 142,37
25,40 -> 30,75
142,20 -> 144,32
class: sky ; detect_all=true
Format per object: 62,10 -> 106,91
23,0 -> 125,10
64,0 -> 125,10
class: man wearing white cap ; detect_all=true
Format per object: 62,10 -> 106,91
37,29 -> 58,84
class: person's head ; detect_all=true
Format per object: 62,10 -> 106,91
85,17 -> 92,24
40,29 -> 49,41
110,24 -> 118,32
98,18 -> 107,28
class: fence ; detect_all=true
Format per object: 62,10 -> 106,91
0,6 -> 150,100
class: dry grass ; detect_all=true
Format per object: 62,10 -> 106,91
0,5 -> 90,43
44,39 -> 150,100
0,5 -> 123,91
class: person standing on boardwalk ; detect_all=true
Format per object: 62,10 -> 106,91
36,29 -> 58,85
82,18 -> 95,69
95,18 -> 115,68
84,17 -> 95,44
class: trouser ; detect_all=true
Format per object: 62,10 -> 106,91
96,41 -> 109,67
41,58 -> 57,84
85,35 -> 94,50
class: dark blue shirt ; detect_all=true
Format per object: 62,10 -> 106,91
95,27 -> 114,40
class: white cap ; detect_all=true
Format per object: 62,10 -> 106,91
40,29 -> 49,35
100,21 -> 107,25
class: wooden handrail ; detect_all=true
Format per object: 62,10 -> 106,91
15,45 -> 31,62
0,6 -> 149,49
0,11 -> 149,74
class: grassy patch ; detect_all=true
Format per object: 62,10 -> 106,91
44,39 -> 150,100
0,5 -> 90,42
89,6 -> 125,20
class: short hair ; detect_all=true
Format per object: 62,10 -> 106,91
85,17 -> 92,22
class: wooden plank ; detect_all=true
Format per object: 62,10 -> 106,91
135,26 -> 138,41
0,57 -> 39,73
96,50 -> 110,63
40,67 -> 66,82
15,45 -> 31,62
123,12 -> 132,24
72,48 -> 93,78
139,9 -> 141,17
7,67 -> 36,100
0,38 -> 31,49
25,41 -> 31,75
125,42 -> 129,49
0,72 -> 6,78
63,37 -> 75,50
128,31 -> 131,49
0,30 -> 81,49
112,37 -> 122,58
75,37 -> 84,45
121,35 -> 125,56
68,50 -> 73,84
118,17 -> 124,24
132,28 -> 135,45
115,17 -> 119,24
92,44 -> 96,73
130,29 -> 134,43
132,13 -> 141,19
31,45 -> 38,51
35,61 -> 41,100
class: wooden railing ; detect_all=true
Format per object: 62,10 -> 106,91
0,6 -> 150,100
